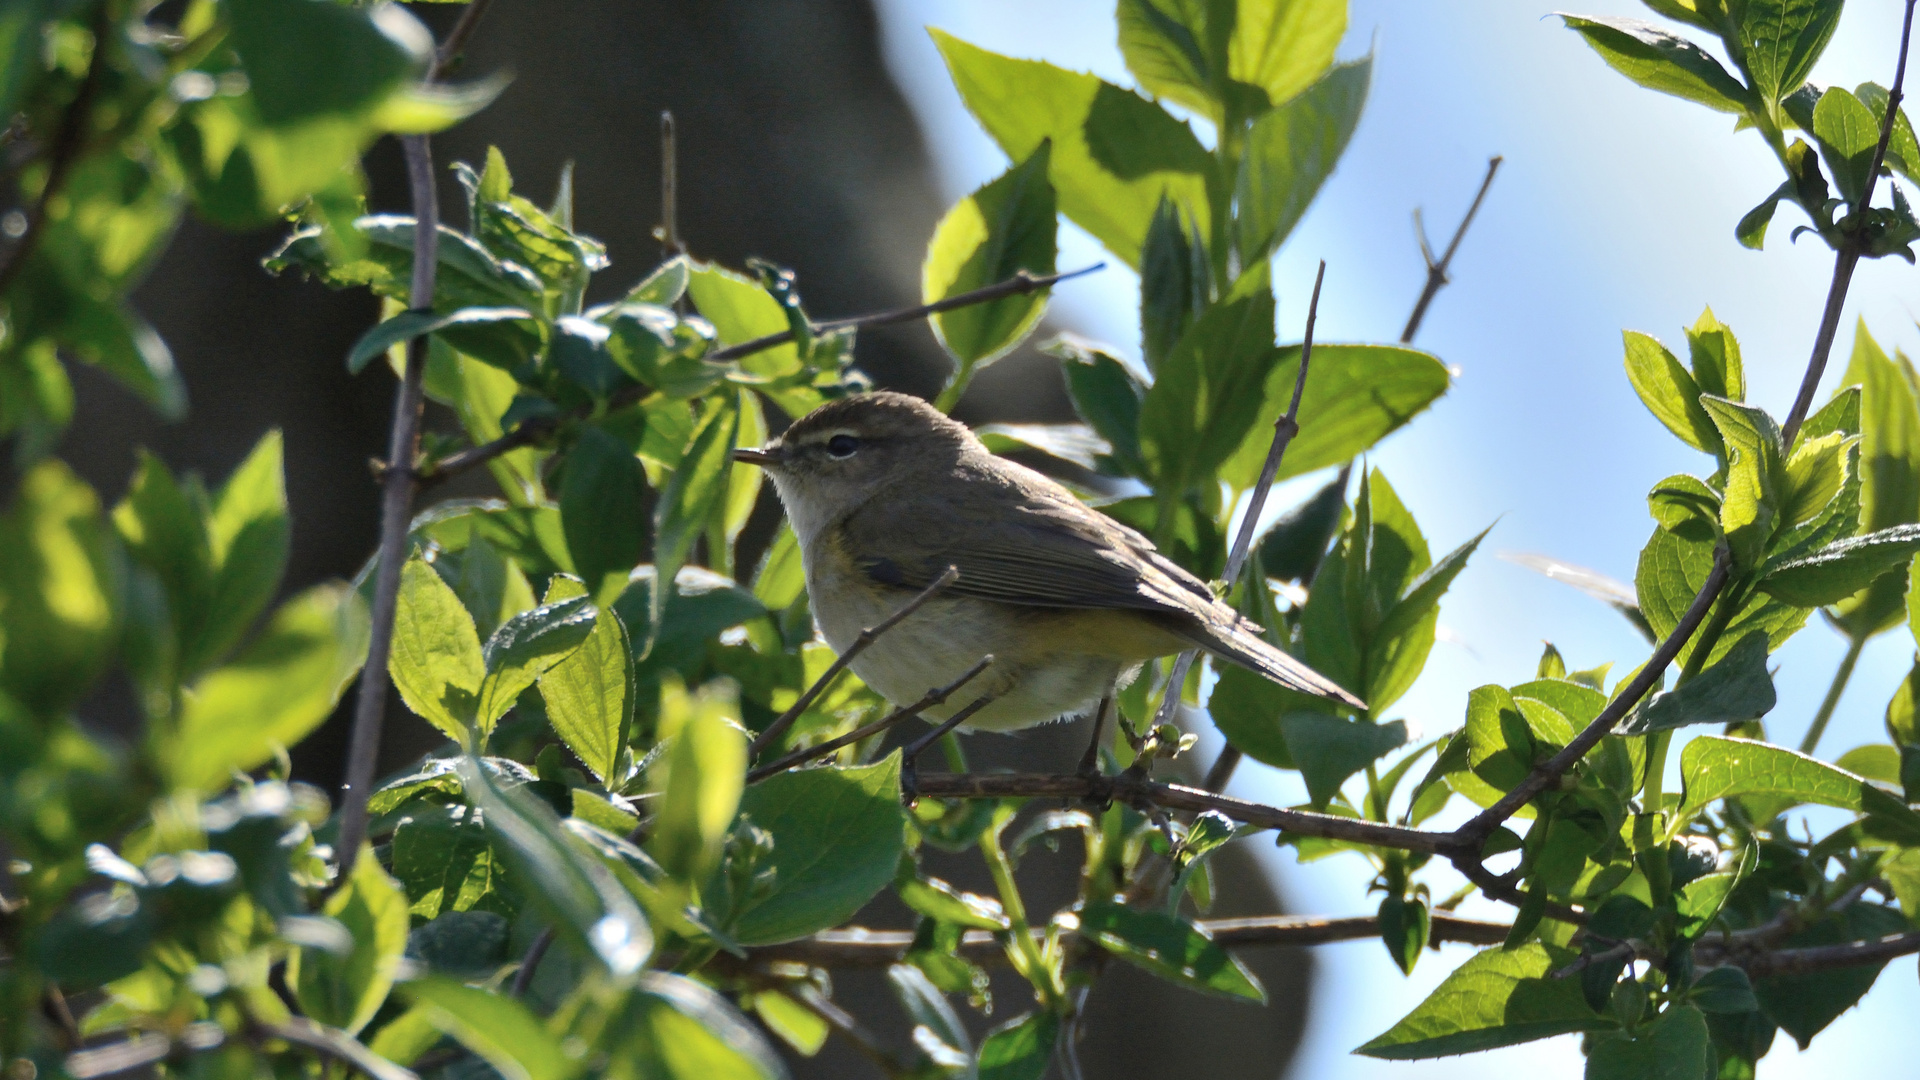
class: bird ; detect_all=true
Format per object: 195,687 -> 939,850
731,391 -> 1365,734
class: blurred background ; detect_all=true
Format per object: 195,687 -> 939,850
46,0 -> 1920,1076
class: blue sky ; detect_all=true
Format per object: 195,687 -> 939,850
873,1 -> 1920,1076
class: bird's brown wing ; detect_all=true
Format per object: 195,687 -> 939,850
839,459 -> 1211,615
837,454 -> 1367,711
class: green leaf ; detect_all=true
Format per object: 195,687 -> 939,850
730,754 -> 906,945
1830,321 -> 1920,636
476,594 -> 596,733
1117,0 -> 1226,120
1377,893 -> 1430,975
391,801 -> 514,920
1623,331 -> 1720,457
652,396 -> 738,648
647,681 -> 747,885
1760,524 -> 1920,607
1050,334 -> 1147,474
0,461 -> 117,714
1737,181 -> 1793,249
171,584 -> 370,792
923,143 -> 1058,370
1366,527 -> 1487,713
346,307 -> 537,375
1559,16 -> 1752,114
1279,715 -> 1407,809
1073,901 -> 1264,1001
1356,943 -> 1605,1059
1226,0 -> 1346,112
267,215 -> 545,315
932,29 -> 1216,268
1753,901 -> 1907,1047
1691,968 -> 1760,1015
1678,735 -> 1920,841
686,264 -> 799,384
1138,275 -> 1278,494
1739,0 -> 1844,108
1465,684 -> 1535,793
1233,58 -> 1369,265
1138,196 -> 1211,375
1685,307 -> 1745,402
404,979 -> 578,1080
753,525 -> 807,612
1622,632 -> 1775,735
459,756 -> 653,975
1219,343 -> 1450,490
227,0 -> 427,126
194,430 -> 294,677
610,973 -> 788,1080
1812,87 -> 1882,205
746,990 -> 828,1057
1257,471 -> 1347,582
561,426 -> 648,607
896,859 -> 1009,930
289,845 -> 409,1035
1208,664 -> 1296,768
538,579 -> 632,786
1856,82 -> 1920,184
977,1012 -> 1059,1080
1702,396 -> 1785,571
1585,1004 -> 1711,1080
390,558 -> 486,740
888,963 -> 974,1059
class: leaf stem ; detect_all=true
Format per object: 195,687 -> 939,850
1800,631 -> 1866,756
981,805 -> 1065,1010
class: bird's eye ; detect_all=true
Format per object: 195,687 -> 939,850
826,434 -> 860,459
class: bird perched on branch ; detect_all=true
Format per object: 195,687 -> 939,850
733,391 -> 1364,733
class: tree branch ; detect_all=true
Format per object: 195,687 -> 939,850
1400,155 -> 1502,345
912,772 -> 1456,854
335,0 -> 500,876
415,265 -> 1104,488
742,911 -> 1514,968
748,653 -> 992,783
1780,0 -> 1915,443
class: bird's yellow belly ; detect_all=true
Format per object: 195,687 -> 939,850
804,555 -> 1183,733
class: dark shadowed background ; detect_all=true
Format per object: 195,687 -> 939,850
50,2 -> 1313,1076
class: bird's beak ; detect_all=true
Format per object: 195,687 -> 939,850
732,446 -> 780,466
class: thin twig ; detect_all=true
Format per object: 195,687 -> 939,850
430,0 -> 496,80
1708,928 -> 1920,978
414,265 -> 1104,487
911,773 -> 1455,854
789,982 -> 909,1077
0,0 -> 111,299
658,111 -> 683,260
509,926 -> 556,997
1400,156 -> 1502,344
900,692 -> 1003,786
743,911 -> 1513,967
1452,547 -> 1733,848
253,1018 -> 420,1080
748,566 -> 961,760
1781,0 -> 1915,443
1152,261 -> 1330,734
65,1035 -> 173,1079
747,654 -> 994,783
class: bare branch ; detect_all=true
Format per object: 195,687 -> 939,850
1781,0 -> 1916,442
748,654 -> 993,783
1709,928 -> 1920,978
1400,155 -> 1502,344
415,265 -> 1104,488
912,772 -> 1456,854
748,566 -> 961,759
509,925 -> 556,997
430,0 -> 496,81
743,911 -> 1513,968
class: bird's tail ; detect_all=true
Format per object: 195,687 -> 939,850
1177,615 -> 1367,712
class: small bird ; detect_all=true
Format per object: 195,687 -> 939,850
732,391 -> 1365,733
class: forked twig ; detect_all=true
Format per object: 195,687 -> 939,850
1400,155 -> 1502,344
747,654 -> 994,783
748,565 -> 961,760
